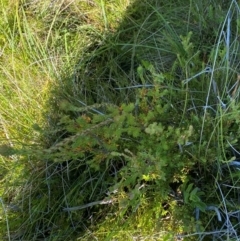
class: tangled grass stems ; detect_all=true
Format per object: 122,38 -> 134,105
0,0 -> 240,240
0,198 -> 10,241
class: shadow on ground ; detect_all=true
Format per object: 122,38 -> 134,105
15,0 -> 239,240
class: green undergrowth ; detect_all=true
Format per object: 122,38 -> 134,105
0,0 -> 129,239
0,0 -> 240,240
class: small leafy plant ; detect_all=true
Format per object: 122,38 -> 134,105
1,0 -> 240,240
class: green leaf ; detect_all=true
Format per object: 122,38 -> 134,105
122,103 -> 135,113
137,65 -> 145,84
195,202 -> 207,212
145,122 -> 163,135
141,60 -> 155,74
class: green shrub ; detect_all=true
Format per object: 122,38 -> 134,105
1,0 -> 240,240
4,59 -> 239,239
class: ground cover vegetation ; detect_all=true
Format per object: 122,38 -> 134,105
0,0 -> 240,240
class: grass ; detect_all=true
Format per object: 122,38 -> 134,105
0,0 -> 240,240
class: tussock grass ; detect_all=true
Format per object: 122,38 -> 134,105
0,0 -> 239,240
0,0 -> 129,239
